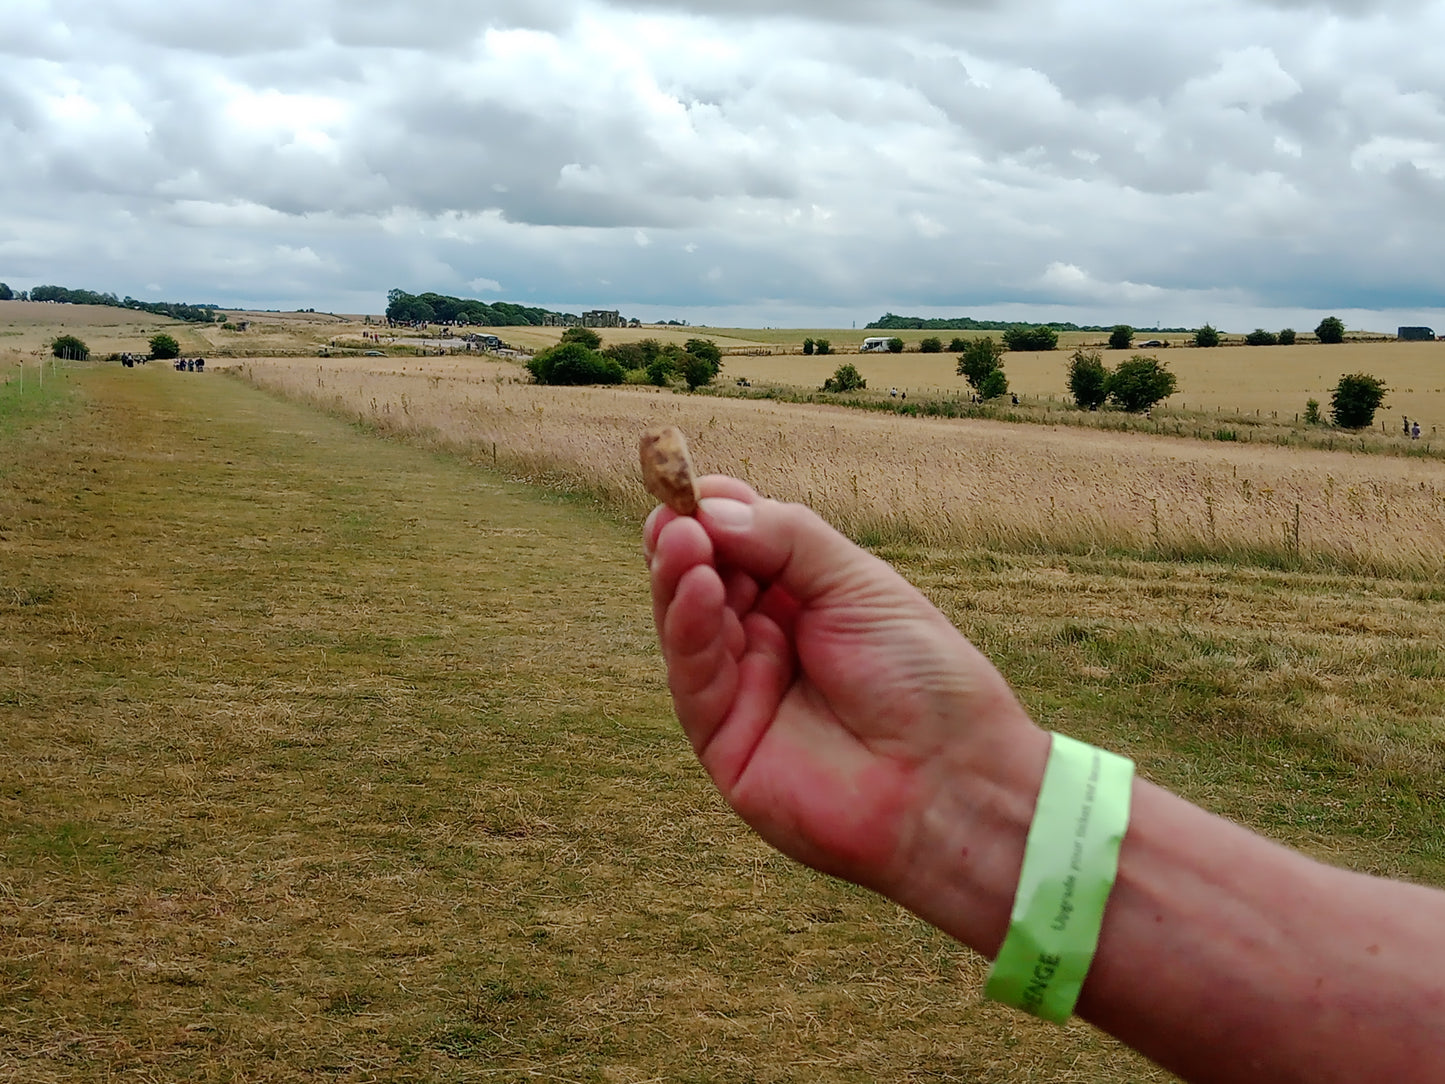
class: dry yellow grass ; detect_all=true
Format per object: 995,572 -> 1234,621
724,342 -> 1445,429
0,299 -> 180,357
225,355 -> 1445,576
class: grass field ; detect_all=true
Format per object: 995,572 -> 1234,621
4,355 -> 1445,1082
720,342 -> 1445,431
229,356 -> 1445,577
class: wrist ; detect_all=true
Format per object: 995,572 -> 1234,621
890,716 -> 1053,957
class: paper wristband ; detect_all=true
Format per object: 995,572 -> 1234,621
983,732 -> 1134,1023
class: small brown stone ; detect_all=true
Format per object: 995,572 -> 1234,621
639,426 -> 699,515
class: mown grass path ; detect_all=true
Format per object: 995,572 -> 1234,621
1,367 -> 1164,1082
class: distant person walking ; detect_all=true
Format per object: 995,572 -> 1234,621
1412,421 -> 1422,440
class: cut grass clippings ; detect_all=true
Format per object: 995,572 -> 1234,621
1,365 -> 1168,1082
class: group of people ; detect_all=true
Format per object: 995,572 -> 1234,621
173,357 -> 205,372
1403,416 -> 1424,440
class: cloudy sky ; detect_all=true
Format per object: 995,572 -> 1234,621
3,0 -> 1444,330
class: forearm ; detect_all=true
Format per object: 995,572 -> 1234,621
899,750 -> 1445,1083
1080,778 -> 1445,1082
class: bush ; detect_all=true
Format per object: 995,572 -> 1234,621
1106,355 -> 1177,412
1329,372 -> 1387,429
1315,316 -> 1345,344
979,368 -> 1009,400
1303,398 -> 1322,425
1193,324 -> 1221,348
684,338 -> 722,375
561,326 -> 603,350
683,354 -> 716,390
822,363 -> 866,393
814,339 -> 832,356
956,336 -> 1006,392
888,337 -> 905,354
1278,328 -> 1297,346
646,358 -> 674,386
1245,328 -> 1278,346
51,334 -> 90,360
1002,326 -> 1058,351
603,342 -> 648,370
802,338 -> 815,356
149,333 -> 180,360
527,342 -> 623,385
918,337 -> 942,353
1108,325 -> 1133,350
948,337 -> 969,352
1067,348 -> 1110,410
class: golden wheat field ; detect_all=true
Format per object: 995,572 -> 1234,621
0,299 -> 175,359
224,355 -> 1445,576
723,342 -> 1445,429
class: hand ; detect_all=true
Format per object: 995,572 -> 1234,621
645,477 -> 1049,945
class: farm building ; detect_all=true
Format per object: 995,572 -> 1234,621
1398,326 -> 1437,341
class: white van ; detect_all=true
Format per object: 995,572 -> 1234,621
861,337 -> 893,352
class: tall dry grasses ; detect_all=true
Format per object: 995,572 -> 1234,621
228,357 -> 1445,577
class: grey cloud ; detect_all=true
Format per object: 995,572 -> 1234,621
4,0 -> 1445,327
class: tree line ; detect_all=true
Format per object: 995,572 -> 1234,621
9,284 -> 221,324
526,327 -> 722,390
866,313 -> 1196,333
386,289 -> 564,326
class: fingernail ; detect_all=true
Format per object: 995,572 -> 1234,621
699,497 -> 753,531
642,505 -> 663,563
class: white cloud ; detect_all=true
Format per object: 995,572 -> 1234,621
1,0 -> 1443,327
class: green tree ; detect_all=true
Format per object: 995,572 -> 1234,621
956,336 -> 1006,392
561,326 -> 603,350
51,334 -> 89,360
1303,398 -> 1322,425
822,363 -> 866,392
1002,325 -> 1059,351
603,342 -> 648,370
683,354 -> 716,390
1329,372 -> 1388,429
1067,348 -> 1110,409
1315,316 -> 1345,344
1106,355 -> 1177,412
526,342 -> 623,385
149,333 -> 180,360
684,338 -> 722,376
1193,324 -> 1221,348
0,282 -> 13,301
979,368 -> 1009,400
947,337 -> 969,352
919,336 -> 943,353
1278,328 -> 1297,346
1245,328 -> 1278,346
888,337 -> 905,353
1108,325 -> 1133,350
802,337 -> 815,356
814,339 -> 833,355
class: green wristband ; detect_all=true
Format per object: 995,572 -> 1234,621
984,732 -> 1134,1023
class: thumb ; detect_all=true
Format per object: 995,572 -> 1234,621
697,496 -> 882,605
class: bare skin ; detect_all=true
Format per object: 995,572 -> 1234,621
645,476 -> 1445,1083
